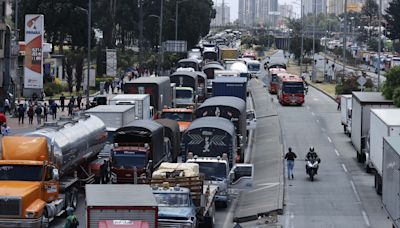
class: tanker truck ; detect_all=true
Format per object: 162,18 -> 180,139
0,114 -> 107,227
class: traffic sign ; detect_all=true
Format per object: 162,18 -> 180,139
357,76 -> 367,86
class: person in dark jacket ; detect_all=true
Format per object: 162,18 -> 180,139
60,94 -> 65,112
284,147 -> 297,179
18,104 -> 25,124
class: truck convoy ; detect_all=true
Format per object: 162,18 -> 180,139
170,71 -> 199,107
124,77 -> 172,117
369,109 -> 400,194
0,114 -> 106,227
350,92 -> 393,165
151,163 -> 217,227
340,95 -> 352,136
109,94 -> 153,120
196,96 -> 247,162
382,136 -> 400,228
86,184 -> 158,228
112,120 -> 170,183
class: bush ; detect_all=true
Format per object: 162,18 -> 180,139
382,66 -> 400,99
393,87 -> 400,107
44,82 -> 63,97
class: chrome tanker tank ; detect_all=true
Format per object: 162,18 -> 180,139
25,114 -> 107,176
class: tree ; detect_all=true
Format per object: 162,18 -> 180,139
384,0 -> 400,40
382,66 -> 400,99
393,87 -> 400,107
361,0 -> 379,38
367,38 -> 384,51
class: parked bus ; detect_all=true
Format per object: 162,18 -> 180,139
277,74 -> 305,106
268,68 -> 287,94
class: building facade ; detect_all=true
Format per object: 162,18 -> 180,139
211,3 -> 230,26
304,0 -> 327,16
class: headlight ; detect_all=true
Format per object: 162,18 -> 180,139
25,211 -> 35,218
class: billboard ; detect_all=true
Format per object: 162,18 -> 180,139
106,49 -> 117,77
24,14 -> 44,89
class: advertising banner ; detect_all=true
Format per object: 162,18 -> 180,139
24,14 -> 44,89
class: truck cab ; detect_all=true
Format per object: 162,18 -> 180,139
175,87 -> 197,107
152,185 -> 197,227
161,108 -> 194,133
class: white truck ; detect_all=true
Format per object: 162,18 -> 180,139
369,109 -> 400,194
340,95 -> 352,136
85,105 -> 136,132
382,136 -> 400,228
350,92 -> 393,166
109,94 -> 153,120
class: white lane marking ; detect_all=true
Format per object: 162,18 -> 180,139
313,98 -> 319,101
362,210 -> 371,227
341,164 -> 348,173
327,136 -> 332,143
335,149 -> 340,156
350,180 -> 361,202
248,182 -> 279,193
311,112 -> 315,116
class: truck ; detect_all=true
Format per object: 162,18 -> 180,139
351,92 -> 394,165
155,119 -> 181,162
99,220 -> 150,228
369,109 -> 400,194
161,108 -> 195,133
151,163 -> 217,227
219,47 -> 239,60
382,136 -> 400,228
109,94 -> 153,120
170,71 -> 199,107
0,114 -> 107,227
195,96 -> 247,162
177,58 -> 202,71
201,62 -> 224,96
246,60 -> 261,78
214,70 -> 240,78
340,95 -> 352,136
86,184 -> 158,228
212,76 -> 247,101
181,116 -> 243,208
112,120 -> 169,183
85,105 -> 136,132
124,77 -> 171,117
194,71 -> 208,102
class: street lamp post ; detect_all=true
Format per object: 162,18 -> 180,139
342,0 -> 348,77
312,0 -> 316,81
157,0 -> 164,75
86,0 -> 92,108
377,0 -> 382,89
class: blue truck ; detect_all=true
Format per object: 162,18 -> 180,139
212,76 -> 247,101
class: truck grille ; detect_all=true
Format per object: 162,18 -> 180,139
159,221 -> 192,228
0,197 -> 21,216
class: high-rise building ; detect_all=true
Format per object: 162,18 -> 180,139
327,0 -> 344,15
238,0 -> 256,26
279,4 -> 294,18
211,3 -> 230,26
304,0 -> 327,16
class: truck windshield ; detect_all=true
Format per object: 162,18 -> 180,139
161,112 -> 193,122
197,162 -> 227,181
0,165 -> 43,181
176,90 -> 193,99
153,193 -> 190,207
112,152 -> 146,168
282,82 -> 304,94
248,63 -> 260,71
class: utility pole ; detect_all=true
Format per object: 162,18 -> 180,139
222,0 -> 225,26
377,0 -> 382,90
300,0 -> 304,77
157,0 -> 164,75
342,0 -> 348,77
139,0 -> 144,67
323,4 -> 328,81
312,0 -> 316,81
86,0 -> 92,107
175,0 -> 178,40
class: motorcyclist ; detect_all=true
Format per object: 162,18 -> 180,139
305,147 -> 321,174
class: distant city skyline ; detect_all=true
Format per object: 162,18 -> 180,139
213,0 -> 301,22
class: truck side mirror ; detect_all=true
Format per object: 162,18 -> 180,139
230,164 -> 253,189
52,168 -> 59,181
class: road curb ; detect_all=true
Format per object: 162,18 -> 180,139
308,83 -> 337,102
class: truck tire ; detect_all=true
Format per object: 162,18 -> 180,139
356,153 -> 362,163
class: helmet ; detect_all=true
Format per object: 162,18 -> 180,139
309,147 -> 314,152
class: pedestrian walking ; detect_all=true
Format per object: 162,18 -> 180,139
1,123 -> 10,136
70,96 -> 75,108
60,94 -> 65,112
27,106 -> 34,124
64,207 -> 79,228
4,98 -> 10,115
76,95 -> 82,110
50,102 -> 58,120
43,103 -> 48,122
68,102 -> 73,116
336,95 -> 341,111
284,147 -> 297,180
17,104 -> 25,124
35,104 -> 43,125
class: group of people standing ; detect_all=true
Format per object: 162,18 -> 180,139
16,100 -> 50,125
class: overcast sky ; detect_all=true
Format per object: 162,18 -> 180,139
214,0 -> 301,22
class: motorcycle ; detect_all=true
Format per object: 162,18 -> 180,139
305,158 -> 319,181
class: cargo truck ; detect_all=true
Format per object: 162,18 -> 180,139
155,119 -> 181,162
109,94 -> 153,120
177,58 -> 202,71
340,95 -> 352,136
0,114 -> 107,227
112,120 -> 169,183
219,47 -> 239,60
202,63 -> 224,96
351,92 -> 393,165
86,184 -> 158,228
151,163 -> 217,227
212,76 -> 247,101
170,71 -> 199,107
85,105 -> 136,132
195,71 -> 207,102
382,136 -> 400,228
124,77 -> 171,117
369,109 -> 400,194
196,96 -> 247,162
